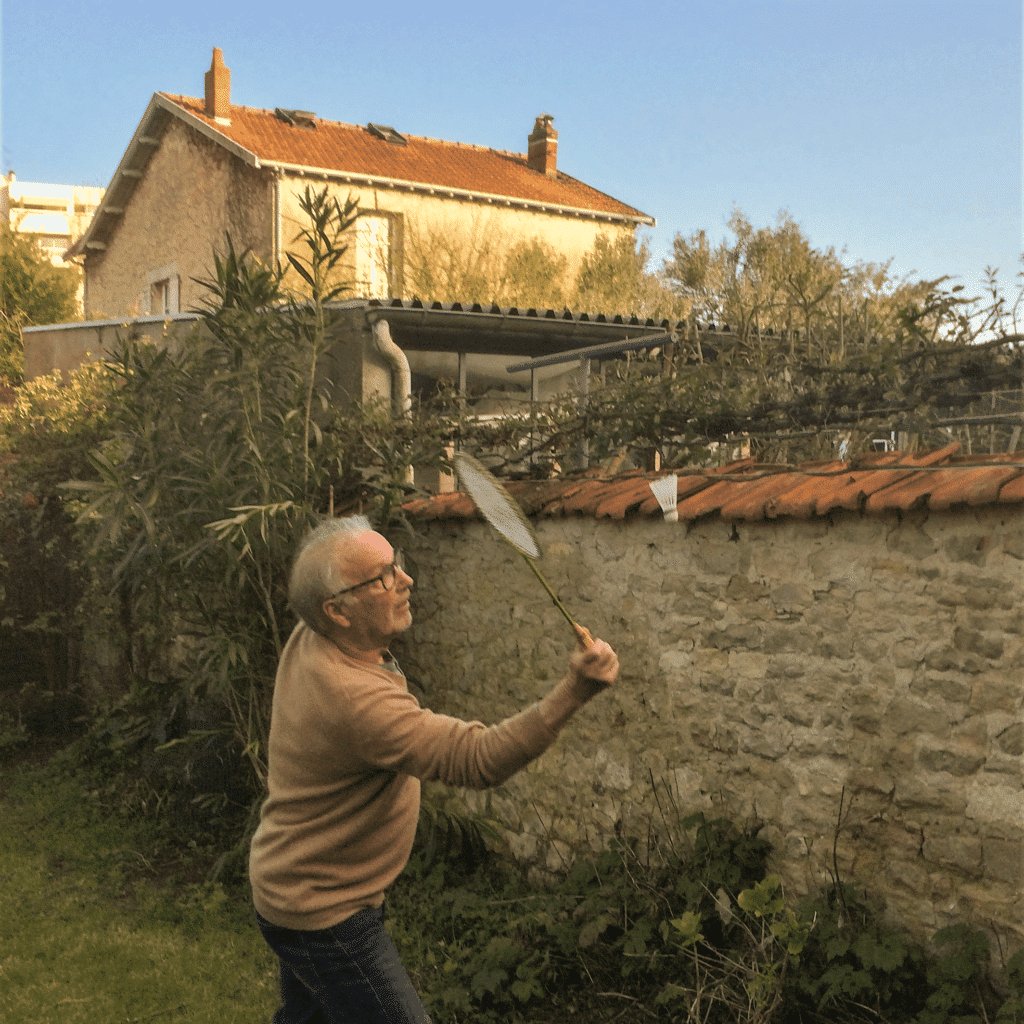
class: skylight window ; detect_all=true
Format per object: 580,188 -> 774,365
274,108 -> 317,129
367,123 -> 407,146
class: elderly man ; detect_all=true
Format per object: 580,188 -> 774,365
249,515 -> 619,1024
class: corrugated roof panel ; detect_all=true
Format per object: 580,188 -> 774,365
559,479 -> 623,515
815,460 -> 904,514
818,445 -> 957,515
997,473 -> 1024,503
596,478 -> 661,519
401,447 -> 1024,525
676,479 -> 737,520
862,443 -> 964,513
767,462 -> 849,519
864,475 -> 935,513
406,491 -> 478,521
636,474 -> 716,517
505,480 -> 575,516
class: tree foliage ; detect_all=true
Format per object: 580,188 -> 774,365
402,217 -> 683,317
479,265 -> 1024,472
0,361 -> 113,742
663,207 -> 954,360
2,191 -> 1021,835
57,188 -> 366,788
458,209 -> 1022,470
572,233 -> 684,320
52,186 -> 519,806
0,224 -> 81,385
403,215 -> 572,309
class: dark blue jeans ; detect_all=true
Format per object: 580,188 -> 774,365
255,905 -> 433,1024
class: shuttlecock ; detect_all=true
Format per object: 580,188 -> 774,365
649,474 -> 678,522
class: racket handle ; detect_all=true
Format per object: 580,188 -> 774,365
573,623 -> 594,648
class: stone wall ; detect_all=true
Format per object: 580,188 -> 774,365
83,118 -> 273,318
394,506 -> 1023,950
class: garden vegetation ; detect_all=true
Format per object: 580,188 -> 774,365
1,188 -> 1022,1021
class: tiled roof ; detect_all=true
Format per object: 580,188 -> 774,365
402,445 -> 1024,524
160,94 -> 653,224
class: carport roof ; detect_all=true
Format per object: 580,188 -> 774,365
352,298 -> 683,358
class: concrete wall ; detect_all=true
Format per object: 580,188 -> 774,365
394,506 -> 1023,950
22,315 -> 201,380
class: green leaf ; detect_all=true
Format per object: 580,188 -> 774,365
737,874 -> 784,918
667,911 -> 703,948
577,911 -> 615,949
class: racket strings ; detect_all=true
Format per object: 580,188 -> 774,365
454,454 -> 540,558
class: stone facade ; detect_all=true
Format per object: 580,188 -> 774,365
394,506 -> 1023,951
83,119 -> 273,318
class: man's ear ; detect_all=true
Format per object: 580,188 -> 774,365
322,598 -> 351,630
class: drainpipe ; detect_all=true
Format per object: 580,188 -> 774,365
577,356 -> 590,470
371,318 -> 415,485
371,319 -> 412,417
272,171 -> 283,268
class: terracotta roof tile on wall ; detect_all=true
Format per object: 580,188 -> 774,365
403,446 -> 1024,525
161,95 -> 652,222
764,460 -> 848,519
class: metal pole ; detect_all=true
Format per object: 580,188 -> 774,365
530,366 -> 539,468
578,356 -> 590,470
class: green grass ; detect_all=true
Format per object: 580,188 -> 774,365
0,759 -> 279,1024
0,750 -> 645,1024
6,747 -> 1020,1024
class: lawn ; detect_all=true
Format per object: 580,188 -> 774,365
0,749 -> 654,1024
0,757 -> 279,1024
5,745 -> 1019,1024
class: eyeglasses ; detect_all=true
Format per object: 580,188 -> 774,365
327,549 -> 405,601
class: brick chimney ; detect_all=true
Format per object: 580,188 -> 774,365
527,114 -> 558,177
204,47 -> 231,121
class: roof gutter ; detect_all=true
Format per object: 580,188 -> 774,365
260,158 -> 655,227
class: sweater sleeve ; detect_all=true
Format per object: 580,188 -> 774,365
330,670 -> 565,789
309,643 -> 591,789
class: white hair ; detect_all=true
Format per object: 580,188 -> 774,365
288,515 -> 373,635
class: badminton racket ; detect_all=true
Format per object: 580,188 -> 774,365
454,452 -> 593,647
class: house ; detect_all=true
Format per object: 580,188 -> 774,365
68,48 -> 654,319
35,46 -> 669,450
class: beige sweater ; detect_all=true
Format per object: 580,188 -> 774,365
249,622 -> 590,931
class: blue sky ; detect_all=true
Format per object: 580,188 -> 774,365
3,0 -> 1021,297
